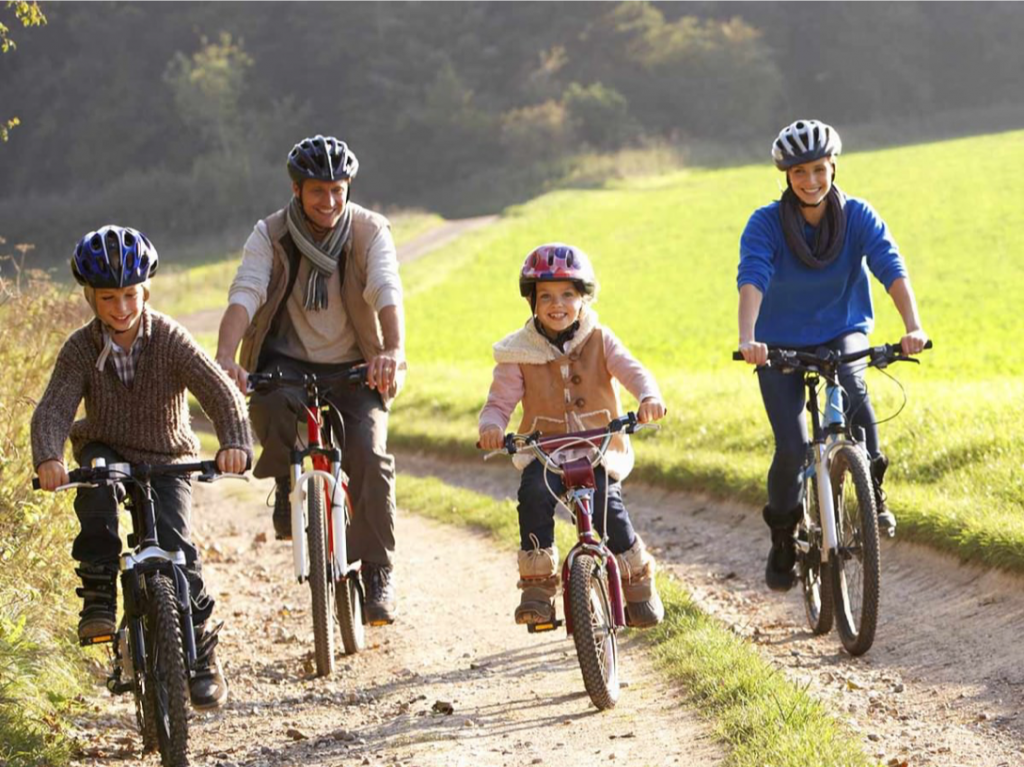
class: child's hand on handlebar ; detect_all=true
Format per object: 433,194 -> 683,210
216,448 -> 248,475
36,459 -> 69,492
478,425 -> 505,451
637,397 -> 666,424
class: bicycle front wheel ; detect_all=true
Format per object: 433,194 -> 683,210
799,474 -> 834,635
829,444 -> 881,656
569,553 -> 620,710
307,479 -> 336,676
145,573 -> 190,767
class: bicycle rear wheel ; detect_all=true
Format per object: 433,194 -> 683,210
799,474 -> 834,635
145,573 -> 190,767
307,478 -> 336,676
569,553 -> 619,710
336,575 -> 365,655
829,444 -> 880,656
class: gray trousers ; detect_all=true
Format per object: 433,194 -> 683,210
249,354 -> 396,567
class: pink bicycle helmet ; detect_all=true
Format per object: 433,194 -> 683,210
518,243 -> 598,300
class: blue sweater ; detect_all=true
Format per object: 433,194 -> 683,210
737,196 -> 907,347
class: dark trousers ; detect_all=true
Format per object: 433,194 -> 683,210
249,354 -> 396,567
73,442 -> 213,625
757,332 -> 881,518
517,460 -> 636,555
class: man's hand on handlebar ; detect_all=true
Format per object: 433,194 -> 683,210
216,355 -> 249,394
637,397 -> 666,424
365,350 -> 404,395
36,459 -> 69,492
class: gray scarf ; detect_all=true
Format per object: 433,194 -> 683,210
285,196 -> 353,311
779,184 -> 847,269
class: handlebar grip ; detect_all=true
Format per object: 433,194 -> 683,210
32,477 -> 40,490
924,339 -> 933,350
732,351 -> 744,361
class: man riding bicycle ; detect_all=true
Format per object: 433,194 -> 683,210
216,135 -> 405,625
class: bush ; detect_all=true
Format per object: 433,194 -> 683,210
500,100 -> 575,163
562,82 -> 636,150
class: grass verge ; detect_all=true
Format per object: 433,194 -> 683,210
396,473 -> 873,767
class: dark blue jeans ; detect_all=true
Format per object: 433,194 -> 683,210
72,442 -> 213,625
517,460 -> 636,555
757,332 -> 880,521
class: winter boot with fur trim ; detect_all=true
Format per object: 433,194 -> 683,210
515,545 -> 559,625
616,536 -> 664,629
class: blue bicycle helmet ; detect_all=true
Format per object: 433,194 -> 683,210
71,225 -> 159,289
287,135 -> 359,184
771,119 -> 842,170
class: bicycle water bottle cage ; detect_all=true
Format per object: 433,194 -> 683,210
561,457 -> 596,489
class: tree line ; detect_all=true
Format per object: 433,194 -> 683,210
1,1 -> 1022,267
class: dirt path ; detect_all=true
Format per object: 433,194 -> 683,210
177,216 -> 498,338
69,475 -> 721,767
397,452 -> 1024,767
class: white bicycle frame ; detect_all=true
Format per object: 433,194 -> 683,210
797,379 -> 860,564
289,460 -> 360,584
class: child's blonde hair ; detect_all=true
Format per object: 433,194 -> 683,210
82,280 -> 151,312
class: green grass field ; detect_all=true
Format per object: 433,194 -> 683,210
392,129 -> 1024,571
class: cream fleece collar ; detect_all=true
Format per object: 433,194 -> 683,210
493,309 -> 599,365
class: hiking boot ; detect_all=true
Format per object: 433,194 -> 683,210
515,545 -> 558,625
362,563 -> 397,625
616,536 -> 664,629
871,454 -> 896,535
272,477 -> 292,541
75,564 -> 117,641
190,622 -> 228,710
763,505 -> 801,592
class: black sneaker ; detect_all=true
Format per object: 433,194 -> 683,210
75,564 -> 117,641
190,622 -> 228,710
762,505 -> 800,592
362,563 -> 397,625
871,455 -> 896,535
272,478 -> 292,541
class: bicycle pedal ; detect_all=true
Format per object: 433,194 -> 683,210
368,619 -> 392,627
527,619 -> 562,634
79,634 -> 116,647
106,678 -> 134,695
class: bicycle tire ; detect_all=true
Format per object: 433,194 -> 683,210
145,573 -> 190,767
569,553 -> 620,710
799,474 -> 834,635
336,574 -> 365,655
829,444 -> 880,656
131,617 -> 159,753
307,478 -> 336,676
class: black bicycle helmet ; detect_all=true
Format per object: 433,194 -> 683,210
771,119 -> 842,170
71,225 -> 159,289
287,135 -> 359,184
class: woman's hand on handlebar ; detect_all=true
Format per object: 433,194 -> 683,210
478,425 -> 505,451
738,340 -> 769,366
637,397 -> 666,424
900,329 -> 930,356
36,459 -> 69,492
216,448 -> 248,475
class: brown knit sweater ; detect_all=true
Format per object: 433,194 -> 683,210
31,306 -> 253,469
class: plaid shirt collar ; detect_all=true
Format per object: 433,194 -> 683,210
101,325 -> 146,387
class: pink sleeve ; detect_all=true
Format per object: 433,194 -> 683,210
604,328 -> 662,403
478,362 -> 524,433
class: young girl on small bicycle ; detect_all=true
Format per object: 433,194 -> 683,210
479,243 -> 667,629
737,120 -> 929,591
31,225 -> 253,710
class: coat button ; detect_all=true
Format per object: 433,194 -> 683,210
575,397 -> 586,407
571,375 -> 582,385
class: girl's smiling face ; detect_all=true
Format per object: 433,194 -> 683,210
534,280 -> 583,333
786,157 -> 835,206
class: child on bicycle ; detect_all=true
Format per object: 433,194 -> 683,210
31,225 -> 253,710
737,120 -> 929,591
479,243 -> 667,629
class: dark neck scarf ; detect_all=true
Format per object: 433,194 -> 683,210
779,184 -> 848,269
285,196 -> 353,311
534,317 -> 580,353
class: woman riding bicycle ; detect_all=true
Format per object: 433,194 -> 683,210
736,119 -> 929,592
478,243 -> 666,629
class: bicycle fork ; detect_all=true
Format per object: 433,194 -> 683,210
289,457 -> 358,583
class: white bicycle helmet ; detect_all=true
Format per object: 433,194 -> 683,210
771,119 -> 842,170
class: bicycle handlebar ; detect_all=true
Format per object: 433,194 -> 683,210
246,365 -> 372,394
732,339 -> 932,370
33,460 -> 248,492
